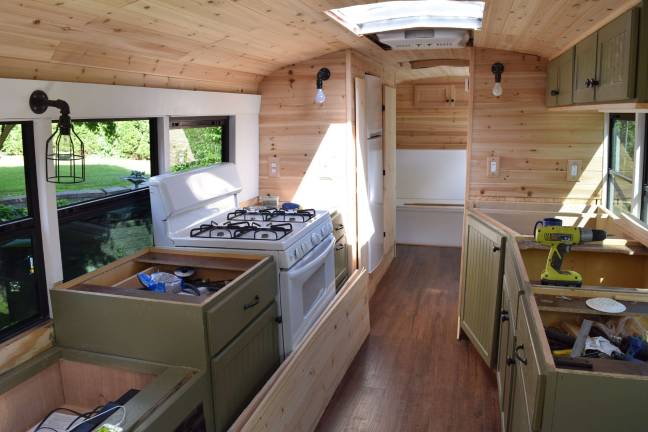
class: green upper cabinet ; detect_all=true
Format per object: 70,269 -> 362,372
570,8 -> 640,105
596,8 -> 639,102
546,48 -> 574,107
572,33 -> 598,104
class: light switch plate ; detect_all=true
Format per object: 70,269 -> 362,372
269,160 -> 279,177
487,156 -> 500,177
567,160 -> 581,181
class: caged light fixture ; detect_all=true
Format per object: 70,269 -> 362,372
29,90 -> 85,184
491,62 -> 504,97
314,68 -> 331,104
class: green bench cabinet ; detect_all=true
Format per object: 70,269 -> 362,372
51,247 -> 281,432
546,48 -> 574,107
459,214 -> 506,368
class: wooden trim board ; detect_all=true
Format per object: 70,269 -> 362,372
0,323 -> 53,376
231,269 -> 370,432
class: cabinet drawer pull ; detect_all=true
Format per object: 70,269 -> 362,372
550,89 -> 559,96
335,224 -> 344,231
243,295 -> 260,310
585,78 -> 600,88
501,310 -> 509,322
515,345 -> 528,365
335,244 -> 345,251
492,246 -> 501,252
506,357 -> 515,366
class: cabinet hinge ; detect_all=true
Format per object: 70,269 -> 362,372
275,316 -> 283,324
382,169 -> 386,176
383,232 -> 386,238
382,104 -> 385,112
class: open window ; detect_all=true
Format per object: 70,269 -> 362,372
169,116 -> 230,173
0,122 -> 48,342
57,119 -> 159,281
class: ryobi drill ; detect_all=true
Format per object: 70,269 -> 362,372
534,220 -> 607,287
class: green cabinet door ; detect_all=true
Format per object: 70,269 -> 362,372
545,58 -> 559,107
573,33 -> 598,104
460,216 -> 506,368
637,1 -> 648,101
496,285 -> 514,431
546,49 -> 574,107
557,48 -> 574,106
508,361 -> 533,432
596,9 -> 639,102
211,302 -> 280,432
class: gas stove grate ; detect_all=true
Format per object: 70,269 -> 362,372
226,208 -> 316,223
189,220 -> 293,240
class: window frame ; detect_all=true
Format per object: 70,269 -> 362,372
606,113 -> 637,214
56,118 -> 159,215
169,116 -> 230,166
0,121 -> 49,343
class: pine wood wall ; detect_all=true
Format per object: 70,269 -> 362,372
468,48 -> 605,205
396,77 -> 469,149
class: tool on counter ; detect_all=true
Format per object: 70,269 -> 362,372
533,218 -> 607,287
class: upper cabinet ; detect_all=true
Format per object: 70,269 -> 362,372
547,6 -> 645,108
596,9 -> 639,102
546,48 -> 574,107
573,33 -> 598,104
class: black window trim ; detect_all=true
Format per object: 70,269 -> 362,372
0,121 -> 49,343
169,115 -> 230,163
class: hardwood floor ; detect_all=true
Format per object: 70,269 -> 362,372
316,245 -> 500,432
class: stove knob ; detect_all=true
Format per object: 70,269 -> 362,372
292,249 -> 299,260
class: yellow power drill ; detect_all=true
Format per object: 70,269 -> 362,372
534,220 -> 606,287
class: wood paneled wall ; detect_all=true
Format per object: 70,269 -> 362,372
397,77 -> 469,149
468,48 -> 605,205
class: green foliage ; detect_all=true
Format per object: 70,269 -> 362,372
0,125 -> 24,155
171,157 -> 218,173
0,204 -> 27,223
55,120 -> 151,160
171,126 -> 223,172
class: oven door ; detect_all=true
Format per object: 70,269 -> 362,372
279,234 -> 335,354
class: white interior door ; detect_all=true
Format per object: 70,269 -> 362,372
368,136 -> 384,272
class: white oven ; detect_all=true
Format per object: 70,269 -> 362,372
280,233 -> 335,354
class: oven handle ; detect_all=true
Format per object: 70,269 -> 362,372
287,235 -> 334,279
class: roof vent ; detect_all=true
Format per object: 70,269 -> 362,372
376,29 -> 470,49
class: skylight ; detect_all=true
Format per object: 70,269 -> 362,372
326,1 -> 485,36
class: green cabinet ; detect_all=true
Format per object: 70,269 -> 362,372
546,48 -> 574,107
211,302 -> 280,431
460,215 -> 506,368
596,9 -> 639,102
571,9 -> 639,104
572,33 -> 598,104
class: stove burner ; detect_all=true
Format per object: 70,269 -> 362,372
189,220 -> 293,240
227,208 -> 316,223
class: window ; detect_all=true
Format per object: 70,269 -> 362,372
607,114 -> 636,214
326,0 -> 485,35
57,119 -> 159,281
0,122 -> 48,342
169,117 -> 229,172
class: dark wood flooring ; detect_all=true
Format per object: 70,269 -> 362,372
316,245 -> 500,432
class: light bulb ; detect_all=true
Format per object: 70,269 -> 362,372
314,88 -> 326,104
492,82 -> 503,97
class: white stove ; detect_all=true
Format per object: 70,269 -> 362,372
149,164 -> 336,355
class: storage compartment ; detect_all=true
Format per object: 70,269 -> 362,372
521,248 -> 648,289
535,290 -> 648,376
0,349 -> 207,432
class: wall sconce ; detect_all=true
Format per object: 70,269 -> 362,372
29,90 -> 85,184
491,62 -> 504,97
315,67 -> 331,104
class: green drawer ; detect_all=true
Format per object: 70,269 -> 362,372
516,296 -> 545,431
206,259 -> 277,356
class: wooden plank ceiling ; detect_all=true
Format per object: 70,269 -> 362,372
0,0 -> 639,92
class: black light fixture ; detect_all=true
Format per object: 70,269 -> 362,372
314,67 -> 331,104
29,90 -> 85,184
491,62 -> 504,97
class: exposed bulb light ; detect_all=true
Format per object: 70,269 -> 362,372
492,82 -> 503,97
314,88 -> 327,104
491,62 -> 504,97
315,67 -> 331,105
